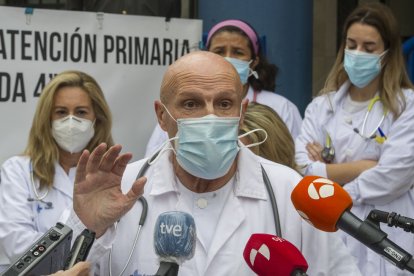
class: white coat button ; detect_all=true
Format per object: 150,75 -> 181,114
344,117 -> 352,124
345,149 -> 353,157
196,198 -> 208,209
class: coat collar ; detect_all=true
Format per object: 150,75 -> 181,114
325,81 -> 351,114
52,161 -> 76,198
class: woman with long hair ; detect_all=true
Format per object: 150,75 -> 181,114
0,71 -> 114,271
296,3 -> 414,275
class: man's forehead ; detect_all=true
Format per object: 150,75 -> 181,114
160,51 -> 242,101
171,52 -> 235,75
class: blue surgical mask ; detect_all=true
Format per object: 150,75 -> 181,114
151,105 -> 268,180
174,114 -> 240,179
225,57 -> 258,85
344,49 -> 387,88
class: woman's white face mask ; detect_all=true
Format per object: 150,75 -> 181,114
52,115 -> 95,154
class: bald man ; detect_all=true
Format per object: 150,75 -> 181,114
67,51 -> 360,275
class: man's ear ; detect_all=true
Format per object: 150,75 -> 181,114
155,100 -> 168,131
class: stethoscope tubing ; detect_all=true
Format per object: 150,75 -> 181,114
324,95 -> 387,163
27,161 -> 53,209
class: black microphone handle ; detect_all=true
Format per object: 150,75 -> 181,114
407,258 -> 414,273
338,211 -> 414,273
291,269 -> 308,276
369,209 -> 414,233
154,262 -> 179,276
390,213 -> 414,233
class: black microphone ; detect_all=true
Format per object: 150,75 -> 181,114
368,209 -> 414,233
291,176 -> 414,273
63,229 -> 95,270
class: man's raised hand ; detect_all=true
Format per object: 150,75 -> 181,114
74,143 -> 146,237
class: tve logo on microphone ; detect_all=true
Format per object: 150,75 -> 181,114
159,222 -> 183,237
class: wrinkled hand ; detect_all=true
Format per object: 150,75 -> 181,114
74,143 -> 147,237
306,142 -> 324,162
50,261 -> 90,276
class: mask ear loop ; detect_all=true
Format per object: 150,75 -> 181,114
148,103 -> 179,166
249,69 -> 259,79
247,60 -> 259,79
238,128 -> 268,148
161,103 -> 178,123
147,136 -> 178,166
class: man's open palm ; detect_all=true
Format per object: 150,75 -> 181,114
74,143 -> 146,237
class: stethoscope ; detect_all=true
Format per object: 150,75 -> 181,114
352,95 -> 388,140
321,133 -> 335,163
109,150 -> 281,276
27,162 -> 53,209
322,95 -> 388,163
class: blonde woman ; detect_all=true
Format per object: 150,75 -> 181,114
0,71 -> 113,271
240,102 -> 298,171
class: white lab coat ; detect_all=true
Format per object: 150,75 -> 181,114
144,86 -> 303,157
296,81 -> 414,276
67,146 -> 361,276
0,156 -> 75,271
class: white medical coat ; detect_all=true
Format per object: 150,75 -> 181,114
144,86 -> 303,157
67,146 -> 361,276
0,156 -> 75,271
296,81 -> 414,275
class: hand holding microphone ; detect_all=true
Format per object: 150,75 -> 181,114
243,233 -> 308,276
50,261 -> 90,276
291,176 -> 414,273
153,211 -> 196,276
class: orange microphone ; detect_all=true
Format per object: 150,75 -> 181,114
291,176 -> 414,273
290,175 -> 352,232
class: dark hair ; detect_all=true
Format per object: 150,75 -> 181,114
206,23 -> 279,92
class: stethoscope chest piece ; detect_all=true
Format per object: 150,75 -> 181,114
321,146 -> 335,163
321,132 -> 335,163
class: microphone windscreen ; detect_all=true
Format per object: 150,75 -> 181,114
153,211 -> 196,265
291,175 -> 353,232
243,233 -> 308,276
